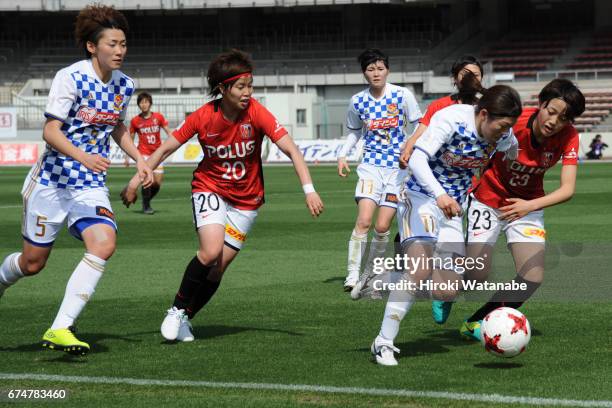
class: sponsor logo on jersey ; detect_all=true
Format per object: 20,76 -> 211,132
225,224 -> 246,242
542,152 -> 554,167
113,94 -> 124,111
386,103 -> 399,116
240,123 -> 253,139
76,106 -> 119,126
509,161 -> 546,175
384,193 -> 398,203
95,206 -> 115,220
523,227 -> 546,238
204,141 -> 256,159
368,116 -> 399,130
441,151 -> 488,168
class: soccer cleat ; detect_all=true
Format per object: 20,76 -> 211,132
176,315 -> 194,342
161,306 -> 186,341
143,207 -> 155,215
432,300 -> 454,324
350,273 -> 382,300
343,275 -> 358,292
41,328 -> 90,356
371,336 -> 400,366
460,319 -> 482,342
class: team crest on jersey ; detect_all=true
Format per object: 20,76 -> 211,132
113,95 -> 124,111
240,123 -> 253,139
386,103 -> 399,117
542,152 -> 554,167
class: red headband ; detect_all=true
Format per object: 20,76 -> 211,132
221,72 -> 252,84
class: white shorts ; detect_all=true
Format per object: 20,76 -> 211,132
354,163 -> 400,209
397,191 -> 465,257
191,192 -> 258,251
21,178 -> 117,246
142,154 -> 164,174
465,195 -> 546,245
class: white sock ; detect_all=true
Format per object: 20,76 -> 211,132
51,253 -> 106,330
0,252 -> 24,287
347,229 -> 368,280
379,287 -> 415,342
364,229 -> 390,274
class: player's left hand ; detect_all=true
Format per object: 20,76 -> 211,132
499,198 -> 536,222
120,184 -> 138,207
136,159 -> 154,188
305,192 -> 324,217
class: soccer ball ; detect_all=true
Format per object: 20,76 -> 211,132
480,307 -> 531,358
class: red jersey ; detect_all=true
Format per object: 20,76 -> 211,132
130,112 -> 169,155
173,98 -> 287,210
420,95 -> 458,126
474,107 -> 579,208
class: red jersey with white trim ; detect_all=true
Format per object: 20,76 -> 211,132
130,112 -> 168,155
173,98 -> 288,210
474,107 -> 579,208
420,96 -> 458,126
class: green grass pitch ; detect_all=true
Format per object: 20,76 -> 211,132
0,163 -> 610,407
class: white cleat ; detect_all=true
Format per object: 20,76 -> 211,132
343,275 -> 358,292
161,306 -> 186,341
350,272 -> 382,300
176,315 -> 194,342
371,336 -> 400,366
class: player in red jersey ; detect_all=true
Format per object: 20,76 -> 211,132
128,92 -> 173,214
459,79 -> 585,340
120,49 -> 324,342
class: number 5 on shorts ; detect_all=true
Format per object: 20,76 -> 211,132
35,215 -> 47,237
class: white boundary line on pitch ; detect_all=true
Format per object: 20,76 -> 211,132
0,373 -> 610,407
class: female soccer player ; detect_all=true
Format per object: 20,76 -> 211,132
371,85 -> 522,366
121,49 -> 324,342
128,92 -> 173,214
460,79 -> 585,341
337,49 -> 422,292
0,5 -> 152,355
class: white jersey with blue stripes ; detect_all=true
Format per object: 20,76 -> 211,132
346,83 -> 421,169
34,59 -> 134,189
406,104 -> 517,204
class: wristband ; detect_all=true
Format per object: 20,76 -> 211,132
302,183 -> 316,194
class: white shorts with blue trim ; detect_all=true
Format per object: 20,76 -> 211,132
397,190 -> 465,256
21,177 -> 116,246
354,163 -> 400,209
191,192 -> 258,251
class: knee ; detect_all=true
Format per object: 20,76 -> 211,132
88,241 -> 116,260
197,247 -> 222,265
356,217 -> 372,232
373,223 -> 390,235
21,256 -> 46,276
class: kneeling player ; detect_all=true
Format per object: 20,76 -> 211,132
460,79 -> 585,340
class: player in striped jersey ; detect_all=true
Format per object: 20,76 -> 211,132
337,49 -> 422,292
370,85 -> 522,366
0,5 -> 153,355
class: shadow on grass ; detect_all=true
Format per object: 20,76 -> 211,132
474,361 -> 524,369
161,324 -> 304,345
323,276 -> 345,284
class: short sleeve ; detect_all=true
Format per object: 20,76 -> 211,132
495,129 -> 517,152
44,69 -> 76,121
157,113 -> 169,127
414,109 -> 454,158
129,117 -> 137,134
346,101 -> 362,131
420,99 -> 443,126
118,92 -> 132,122
402,88 -> 423,123
561,129 -> 579,165
254,102 -> 288,143
172,110 -> 201,144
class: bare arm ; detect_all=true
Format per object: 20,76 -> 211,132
499,164 -> 577,221
275,135 -> 324,217
399,123 -> 428,168
112,122 -> 153,188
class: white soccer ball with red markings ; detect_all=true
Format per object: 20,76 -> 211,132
480,307 -> 531,358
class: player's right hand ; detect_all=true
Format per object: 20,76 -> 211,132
120,185 -> 138,207
305,192 -> 324,217
436,194 -> 462,219
82,154 -> 111,173
337,158 -> 350,177
399,141 -> 416,169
